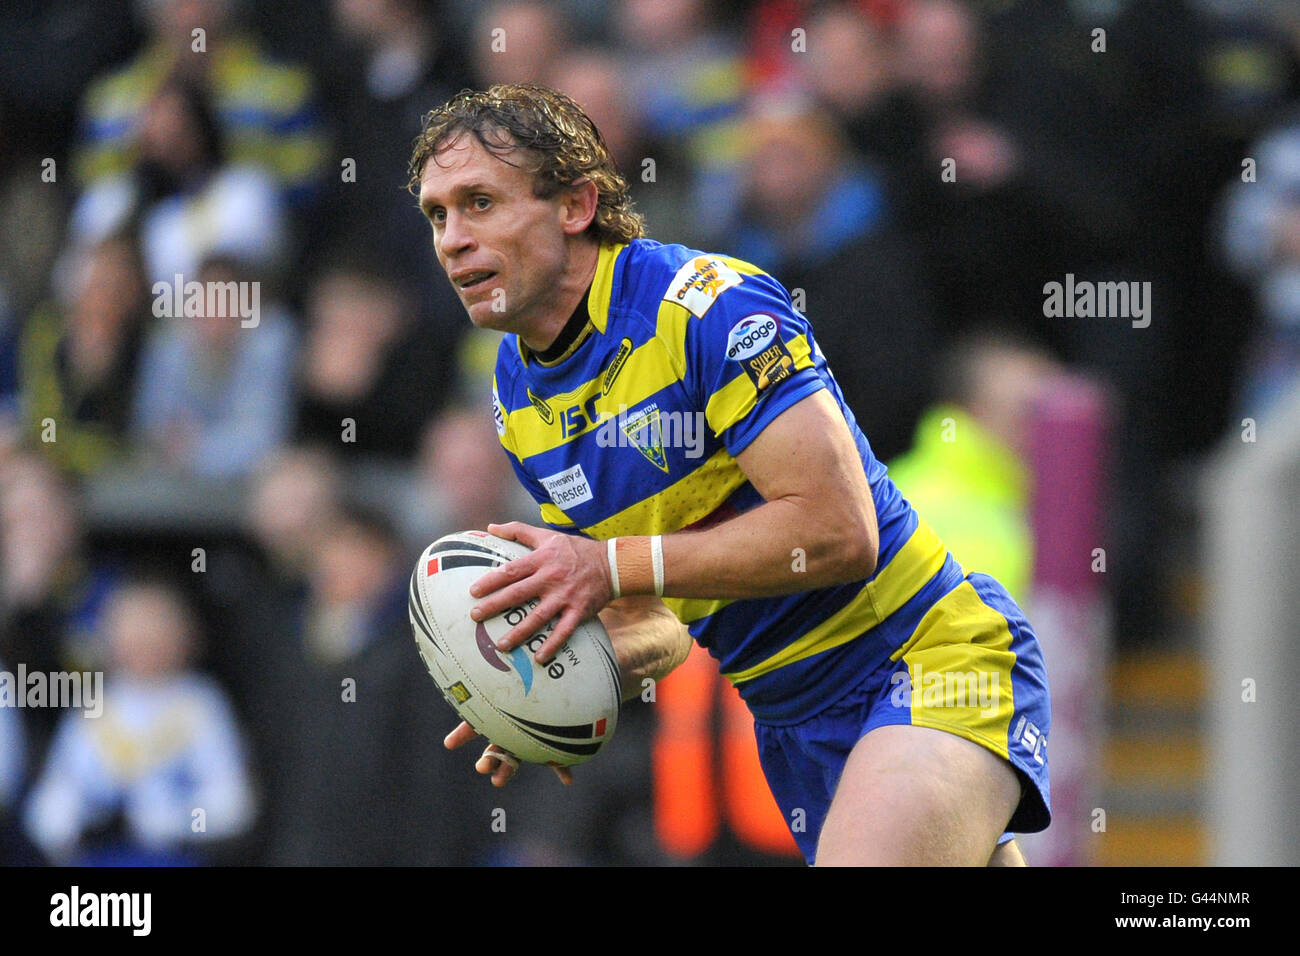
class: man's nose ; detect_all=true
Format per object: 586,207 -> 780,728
439,209 -> 476,258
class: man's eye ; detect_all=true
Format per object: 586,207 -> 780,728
473,196 -> 491,210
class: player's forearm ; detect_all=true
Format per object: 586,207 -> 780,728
612,494 -> 876,600
596,595 -> 693,701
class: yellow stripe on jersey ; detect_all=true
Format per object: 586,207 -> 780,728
539,502 -> 575,526
587,242 -> 626,334
899,580 -> 1018,759
664,596 -> 735,625
655,298 -> 692,376
503,248 -> 788,459
584,447 -> 748,539
722,519 -> 949,685
721,256 -> 769,277
705,334 -> 815,437
502,336 -> 685,459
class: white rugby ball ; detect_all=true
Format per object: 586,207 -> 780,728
408,530 -> 621,765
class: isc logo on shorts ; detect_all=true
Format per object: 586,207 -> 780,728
665,256 -> 743,318
1012,715 -> 1047,766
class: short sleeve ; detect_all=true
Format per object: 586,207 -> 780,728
680,261 -> 826,456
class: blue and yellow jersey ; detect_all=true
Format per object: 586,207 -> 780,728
493,239 -> 965,724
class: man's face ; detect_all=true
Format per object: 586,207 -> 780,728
418,133 -> 574,339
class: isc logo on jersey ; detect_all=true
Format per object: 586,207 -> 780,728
726,314 -> 779,361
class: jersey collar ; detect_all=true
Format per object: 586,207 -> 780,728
517,242 -> 627,368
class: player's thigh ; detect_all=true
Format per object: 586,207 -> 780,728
988,837 -> 1027,866
814,723 -> 1021,866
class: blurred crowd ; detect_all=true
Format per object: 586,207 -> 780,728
1,0 -> 1298,865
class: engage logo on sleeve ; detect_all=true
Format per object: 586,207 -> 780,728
727,314 -> 794,391
726,314 -> 779,361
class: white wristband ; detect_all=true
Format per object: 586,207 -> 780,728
607,537 -> 621,599
651,534 -> 664,597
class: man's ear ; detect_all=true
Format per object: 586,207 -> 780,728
559,178 -> 599,236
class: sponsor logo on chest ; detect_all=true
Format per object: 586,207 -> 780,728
539,462 -> 594,508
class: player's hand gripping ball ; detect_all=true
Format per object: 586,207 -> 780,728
409,531 -> 621,766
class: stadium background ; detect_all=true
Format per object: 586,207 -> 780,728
0,0 -> 1296,866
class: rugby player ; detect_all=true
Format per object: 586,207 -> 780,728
408,85 -> 1051,866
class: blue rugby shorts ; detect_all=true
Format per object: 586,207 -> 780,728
753,572 -> 1052,864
